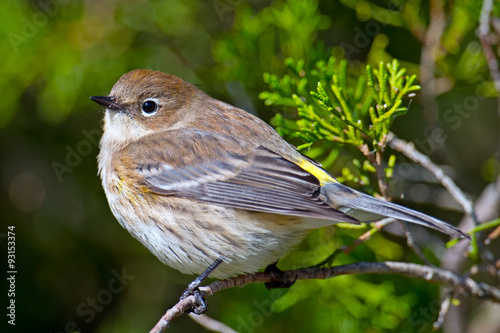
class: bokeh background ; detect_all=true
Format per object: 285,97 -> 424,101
2,0 -> 500,332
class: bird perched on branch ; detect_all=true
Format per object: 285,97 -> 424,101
91,69 -> 466,284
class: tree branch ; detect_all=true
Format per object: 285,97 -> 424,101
316,218 -> 395,266
359,143 -> 389,198
433,290 -> 454,330
188,313 -> 238,333
150,261 -> 500,332
402,221 -> 436,266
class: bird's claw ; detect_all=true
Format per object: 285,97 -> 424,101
264,262 -> 297,289
180,287 -> 208,314
179,259 -> 223,314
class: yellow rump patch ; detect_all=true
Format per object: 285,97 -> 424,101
297,158 -> 338,185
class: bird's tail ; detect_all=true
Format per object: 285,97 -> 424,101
321,181 -> 468,239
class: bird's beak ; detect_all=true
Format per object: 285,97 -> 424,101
90,96 -> 125,112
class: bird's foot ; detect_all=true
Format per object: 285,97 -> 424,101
180,259 -> 222,314
264,262 -> 297,290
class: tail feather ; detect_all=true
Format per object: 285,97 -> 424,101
322,182 -> 468,239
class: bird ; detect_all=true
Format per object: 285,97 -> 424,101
91,69 -> 466,282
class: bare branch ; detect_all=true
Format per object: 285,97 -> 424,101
402,222 -> 435,266
151,261 -> 500,332
149,296 -> 197,333
339,218 -> 394,255
316,218 -> 395,266
486,226 -> 500,244
359,144 -> 389,198
433,291 -> 454,330
188,313 -> 238,333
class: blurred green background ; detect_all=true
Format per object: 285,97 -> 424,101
2,0 -> 499,332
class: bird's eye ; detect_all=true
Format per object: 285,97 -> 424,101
142,99 -> 158,115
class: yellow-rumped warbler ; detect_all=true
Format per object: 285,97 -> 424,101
91,69 -> 466,280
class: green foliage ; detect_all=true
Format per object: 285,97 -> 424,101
212,0 -> 331,99
261,57 -> 419,194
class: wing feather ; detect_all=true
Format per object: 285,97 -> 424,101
134,139 -> 358,223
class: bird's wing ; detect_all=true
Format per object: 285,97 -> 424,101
124,131 -> 358,223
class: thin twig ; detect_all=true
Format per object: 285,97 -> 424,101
339,218 -> 395,255
188,313 -> 238,333
315,218 -> 395,266
402,221 -> 435,266
359,144 -> 389,198
149,297 -> 195,333
486,225 -> 500,244
151,261 -> 500,332
433,291 -> 454,330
